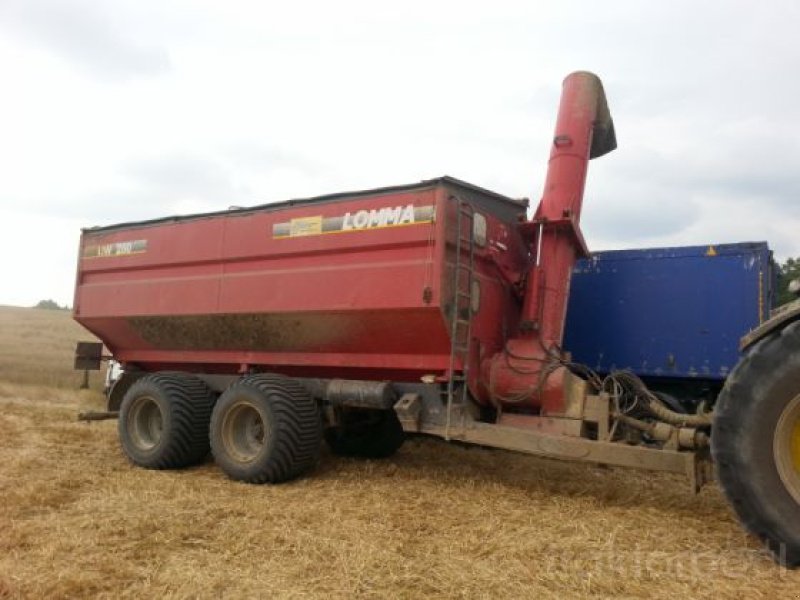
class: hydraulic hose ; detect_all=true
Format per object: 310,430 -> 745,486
646,396 -> 713,428
602,370 -> 713,427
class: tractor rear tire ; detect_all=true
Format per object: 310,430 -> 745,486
713,321 -> 800,567
324,408 -> 405,458
118,373 -> 216,469
210,374 -> 322,483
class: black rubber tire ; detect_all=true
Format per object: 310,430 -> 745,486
210,374 -> 322,483
324,409 -> 405,458
118,372 -> 216,469
713,321 -> 800,567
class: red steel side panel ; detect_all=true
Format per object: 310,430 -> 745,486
75,187 -> 453,380
74,181 -> 528,383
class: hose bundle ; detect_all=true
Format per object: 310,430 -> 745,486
600,370 -> 713,428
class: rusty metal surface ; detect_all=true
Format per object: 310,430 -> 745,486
126,311 -> 452,355
129,313 -> 361,353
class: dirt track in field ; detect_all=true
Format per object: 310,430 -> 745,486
0,307 -> 798,598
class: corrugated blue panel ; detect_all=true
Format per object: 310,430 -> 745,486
563,242 -> 774,380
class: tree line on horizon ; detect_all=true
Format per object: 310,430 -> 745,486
33,299 -> 71,311
777,257 -> 800,307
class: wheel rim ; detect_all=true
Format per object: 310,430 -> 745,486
222,401 -> 268,463
128,395 -> 163,451
774,394 -> 800,505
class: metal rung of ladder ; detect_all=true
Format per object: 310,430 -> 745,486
445,198 -> 476,439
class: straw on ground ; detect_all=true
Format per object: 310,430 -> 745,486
0,307 -> 796,598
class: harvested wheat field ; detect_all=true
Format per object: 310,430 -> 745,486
0,306 -> 797,599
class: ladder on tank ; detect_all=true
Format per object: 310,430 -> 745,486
445,199 -> 476,440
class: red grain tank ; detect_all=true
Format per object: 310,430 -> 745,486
74,177 -> 528,385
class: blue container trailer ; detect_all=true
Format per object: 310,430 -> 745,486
564,241 -> 775,406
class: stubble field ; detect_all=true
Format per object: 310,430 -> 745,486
0,306 -> 797,599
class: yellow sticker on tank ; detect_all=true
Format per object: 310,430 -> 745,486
289,216 -> 323,237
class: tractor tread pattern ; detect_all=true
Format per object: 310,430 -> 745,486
213,374 -> 321,484
119,372 -> 215,470
245,374 -> 322,483
712,321 -> 800,567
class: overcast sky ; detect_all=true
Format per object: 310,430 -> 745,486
1,0 -> 799,307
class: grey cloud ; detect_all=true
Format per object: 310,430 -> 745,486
70,146 -> 331,226
124,156 -> 240,200
16,155 -> 246,226
582,190 -> 696,242
5,141 -> 333,227
688,156 -> 800,215
0,0 -> 170,80
692,172 -> 800,214
581,113 -> 800,243
223,142 -> 324,175
86,155 -> 252,223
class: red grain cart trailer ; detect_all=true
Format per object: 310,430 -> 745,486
73,72 -> 800,566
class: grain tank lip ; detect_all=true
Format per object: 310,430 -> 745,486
80,175 -> 528,235
580,240 -> 771,262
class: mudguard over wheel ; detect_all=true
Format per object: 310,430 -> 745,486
118,373 -> 216,469
210,374 -> 322,483
324,408 -> 405,458
713,321 -> 800,567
